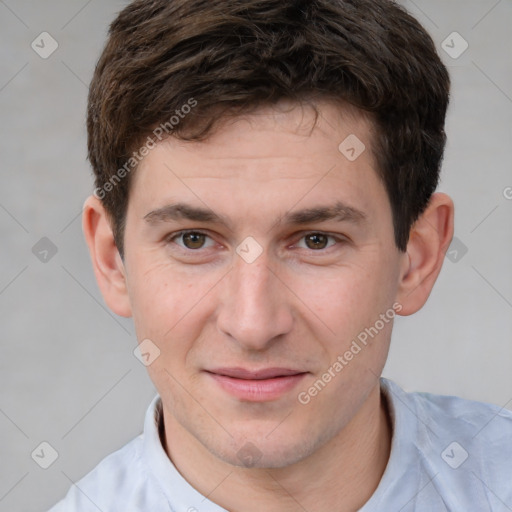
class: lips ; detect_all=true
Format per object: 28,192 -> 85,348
205,367 -> 308,401
207,367 -> 305,380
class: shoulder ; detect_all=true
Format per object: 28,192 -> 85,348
47,434 -> 166,511
382,378 -> 512,503
47,394 -> 173,511
409,383 -> 512,453
383,377 -> 512,441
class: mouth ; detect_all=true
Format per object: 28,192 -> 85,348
205,367 -> 308,401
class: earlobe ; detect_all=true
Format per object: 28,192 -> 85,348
396,192 -> 454,316
82,195 -> 132,318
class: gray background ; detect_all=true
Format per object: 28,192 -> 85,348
0,0 -> 511,510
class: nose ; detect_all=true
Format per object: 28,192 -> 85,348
216,250 -> 294,351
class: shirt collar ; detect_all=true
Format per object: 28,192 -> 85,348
142,394 -> 228,511
359,377 -> 422,509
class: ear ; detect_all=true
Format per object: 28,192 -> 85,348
82,195 -> 132,318
396,192 -> 454,316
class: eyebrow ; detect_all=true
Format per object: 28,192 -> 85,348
143,200 -> 367,229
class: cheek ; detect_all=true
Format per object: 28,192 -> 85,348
291,258 -> 396,335
128,259 -> 222,342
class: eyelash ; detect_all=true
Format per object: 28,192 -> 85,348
166,230 -> 346,254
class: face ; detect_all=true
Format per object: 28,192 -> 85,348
121,100 -> 406,468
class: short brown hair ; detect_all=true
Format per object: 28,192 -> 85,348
87,0 -> 450,259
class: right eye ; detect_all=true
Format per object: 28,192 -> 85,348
166,230 -> 217,251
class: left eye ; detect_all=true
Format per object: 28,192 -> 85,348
295,233 -> 339,251
168,230 -> 340,251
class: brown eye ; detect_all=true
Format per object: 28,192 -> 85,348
304,233 -> 329,250
169,231 -> 215,251
182,232 -> 207,249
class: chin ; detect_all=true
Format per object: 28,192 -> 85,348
203,428 -> 325,470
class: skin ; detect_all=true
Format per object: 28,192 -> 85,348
83,100 -> 454,511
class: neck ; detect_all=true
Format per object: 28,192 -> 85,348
162,381 -> 392,512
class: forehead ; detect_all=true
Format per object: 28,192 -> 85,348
128,100 -> 388,225
159,100 -> 375,171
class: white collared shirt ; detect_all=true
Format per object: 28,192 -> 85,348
48,378 -> 512,511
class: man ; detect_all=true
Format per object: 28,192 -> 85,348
49,0 -> 512,510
